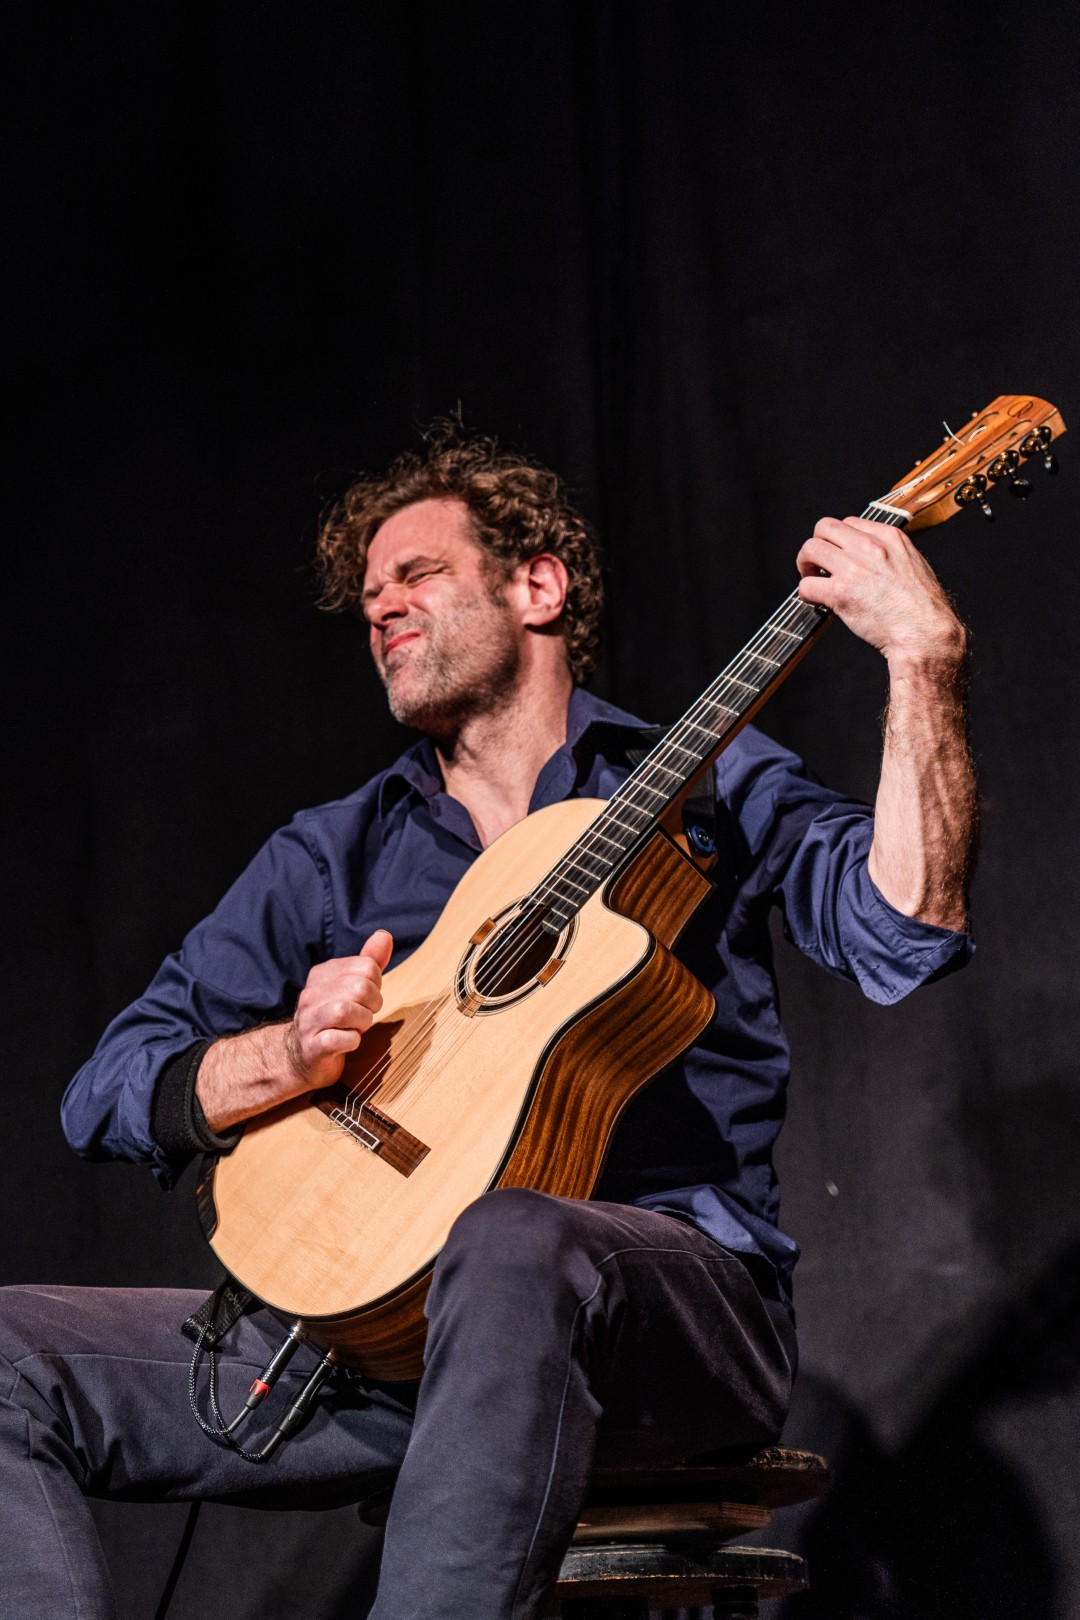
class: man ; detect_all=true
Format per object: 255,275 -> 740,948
0,427 -> 975,1619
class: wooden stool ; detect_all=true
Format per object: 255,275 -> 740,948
359,1444 -> 828,1617
551,1445 -> 829,1617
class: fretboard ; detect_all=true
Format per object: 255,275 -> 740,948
535,500 -> 907,933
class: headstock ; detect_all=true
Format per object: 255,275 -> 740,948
876,395 -> 1066,530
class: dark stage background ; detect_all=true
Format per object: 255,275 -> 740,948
8,3 -> 1080,1616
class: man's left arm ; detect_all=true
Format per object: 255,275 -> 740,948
797,515 -> 978,932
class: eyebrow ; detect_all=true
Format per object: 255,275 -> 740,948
360,554 -> 445,605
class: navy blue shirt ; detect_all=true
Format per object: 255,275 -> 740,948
62,687 -> 972,1304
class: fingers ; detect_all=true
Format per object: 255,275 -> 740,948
289,938 -> 394,1085
300,963 -> 385,1032
360,927 -> 394,971
795,515 -> 962,661
796,516 -> 899,577
796,571 -> 833,608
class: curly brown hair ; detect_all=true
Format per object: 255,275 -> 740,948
315,422 -> 604,684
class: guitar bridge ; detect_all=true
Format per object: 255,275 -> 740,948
324,1099 -> 430,1178
329,1107 -> 380,1152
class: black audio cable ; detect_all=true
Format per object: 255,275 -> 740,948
162,1321 -> 338,1616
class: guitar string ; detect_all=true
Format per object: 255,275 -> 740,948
336,506 -> 908,1130
331,593 -> 819,1128
334,587 -> 822,1126
333,518 -> 901,1131
338,406 -> 1037,1122
335,504 -> 906,1131
511,498 -> 907,909
413,505 -> 909,1058
334,592 -> 824,1125
338,518 -> 909,1130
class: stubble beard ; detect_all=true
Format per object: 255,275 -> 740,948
378,589 -> 523,739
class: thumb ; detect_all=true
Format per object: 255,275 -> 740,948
359,928 -> 394,972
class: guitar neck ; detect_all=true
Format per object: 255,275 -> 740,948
534,501 -> 909,933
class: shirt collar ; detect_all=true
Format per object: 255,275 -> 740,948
377,686 -> 652,818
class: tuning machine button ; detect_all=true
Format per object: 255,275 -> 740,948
1019,424 -> 1058,474
955,474 -> 994,520
1008,477 -> 1034,499
988,450 -> 1020,481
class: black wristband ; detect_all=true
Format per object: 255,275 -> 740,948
151,1040 -> 243,1158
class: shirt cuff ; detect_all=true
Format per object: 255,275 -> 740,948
841,870 -> 973,1003
150,1041 -> 243,1158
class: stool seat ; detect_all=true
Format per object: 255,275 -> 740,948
356,1444 -> 830,1531
552,1446 -> 827,1617
573,1444 -> 828,1544
554,1541 -> 807,1608
584,1443 -> 830,1513
357,1443 -> 827,1615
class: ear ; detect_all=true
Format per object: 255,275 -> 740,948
514,553 -> 569,629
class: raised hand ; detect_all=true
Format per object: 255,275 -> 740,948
796,516 -> 965,670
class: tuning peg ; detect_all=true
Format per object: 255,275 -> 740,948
988,450 -> 1020,481
956,473 -> 994,519
1016,424 -> 1060,476
1008,477 -> 1033,499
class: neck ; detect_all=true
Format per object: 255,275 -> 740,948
434,663 -> 574,848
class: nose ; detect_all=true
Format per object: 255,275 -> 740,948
365,580 -> 409,629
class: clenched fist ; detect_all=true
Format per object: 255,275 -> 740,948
195,929 -> 395,1133
284,929 -> 394,1090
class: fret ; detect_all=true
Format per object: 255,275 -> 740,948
742,649 -> 783,676
542,872 -> 589,902
620,777 -> 670,808
697,700 -> 740,727
679,718 -> 720,749
644,760 -> 684,786
588,827 -> 626,854
527,561 -> 842,929
572,848 -> 612,879
662,739 -> 703,766
599,803 -> 654,836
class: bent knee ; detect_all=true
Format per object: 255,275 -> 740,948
437,1189 -> 589,1279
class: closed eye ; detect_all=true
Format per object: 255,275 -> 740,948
361,556 -> 448,609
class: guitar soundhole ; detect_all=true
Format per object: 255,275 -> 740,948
457,904 -> 575,1012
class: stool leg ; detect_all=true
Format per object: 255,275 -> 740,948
711,1590 -> 759,1619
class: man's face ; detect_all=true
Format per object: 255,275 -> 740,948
362,498 -> 523,735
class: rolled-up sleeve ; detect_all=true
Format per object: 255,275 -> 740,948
61,819 -> 329,1187
717,726 -> 973,1004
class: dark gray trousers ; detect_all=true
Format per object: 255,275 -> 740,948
0,1191 -> 796,1619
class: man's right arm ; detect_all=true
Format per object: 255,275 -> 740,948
194,930 -> 393,1132
62,814 -> 357,1185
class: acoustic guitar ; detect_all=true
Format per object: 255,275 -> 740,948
198,395 -> 1064,1379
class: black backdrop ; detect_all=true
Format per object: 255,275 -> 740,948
8,4 -> 1080,1616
